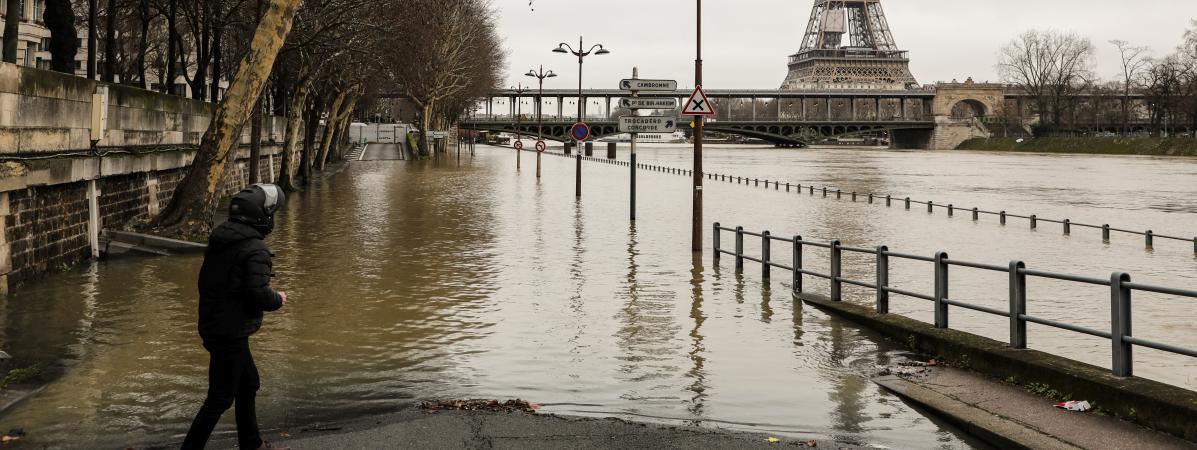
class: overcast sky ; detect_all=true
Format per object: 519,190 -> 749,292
492,0 -> 1195,90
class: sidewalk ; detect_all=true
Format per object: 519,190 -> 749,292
214,410 -> 851,450
874,366 -> 1197,450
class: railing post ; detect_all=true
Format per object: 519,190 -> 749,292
1063,219 -> 1071,235
1009,261 -> 1027,349
927,201 -> 933,213
823,187 -> 828,197
775,181 -> 779,190
761,231 -> 772,280
1193,237 -> 1196,256
972,207 -> 978,221
1110,272 -> 1132,377
948,204 -> 954,217
934,251 -> 949,329
713,223 -> 721,262
1102,224 -> 1111,242
851,192 -> 857,202
886,195 -> 891,207
1145,230 -> 1153,249
1030,214 -> 1037,229
830,240 -> 843,301
735,227 -> 745,271
793,235 -> 803,293
786,182 -> 790,192
809,185 -> 814,195
876,246 -> 889,314
868,193 -> 873,204
1000,211 -> 1007,225
836,189 -> 842,199
905,197 -> 910,209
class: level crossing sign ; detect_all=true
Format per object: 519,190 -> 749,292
681,85 -> 716,116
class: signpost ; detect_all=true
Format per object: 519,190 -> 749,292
620,98 -> 678,110
619,116 -> 677,133
620,68 -> 678,221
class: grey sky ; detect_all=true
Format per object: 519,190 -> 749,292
493,0 -> 1195,90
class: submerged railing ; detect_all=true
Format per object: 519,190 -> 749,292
712,223 -> 1197,378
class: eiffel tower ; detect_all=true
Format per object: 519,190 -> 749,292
781,0 -> 918,89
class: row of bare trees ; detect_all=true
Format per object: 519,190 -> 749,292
997,22 -> 1197,136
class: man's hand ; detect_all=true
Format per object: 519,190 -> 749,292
278,291 -> 288,307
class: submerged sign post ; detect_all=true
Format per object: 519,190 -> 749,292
620,70 -> 679,221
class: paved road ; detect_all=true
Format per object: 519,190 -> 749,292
210,410 -> 839,449
360,143 -> 406,161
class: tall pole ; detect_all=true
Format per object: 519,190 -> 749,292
537,70 -> 544,178
576,36 -> 584,198
514,85 -> 525,171
692,0 -> 704,252
630,67 -> 638,222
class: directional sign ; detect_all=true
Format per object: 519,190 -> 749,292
429,131 -> 449,138
681,85 -> 716,116
619,98 -> 678,110
535,140 -> 546,152
619,116 -> 677,133
570,123 -> 591,141
619,79 -> 678,92
514,140 -> 523,150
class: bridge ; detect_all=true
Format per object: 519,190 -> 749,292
458,80 -> 1162,149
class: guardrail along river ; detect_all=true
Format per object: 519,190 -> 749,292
1,143 -> 1194,448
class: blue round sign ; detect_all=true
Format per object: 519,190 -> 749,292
570,123 -> 590,141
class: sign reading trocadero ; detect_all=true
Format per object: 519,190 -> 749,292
619,116 -> 678,133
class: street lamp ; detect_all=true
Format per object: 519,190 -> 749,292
526,66 -> 557,179
555,36 -> 610,198
512,84 -> 530,170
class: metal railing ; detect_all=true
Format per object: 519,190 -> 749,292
712,223 -> 1197,377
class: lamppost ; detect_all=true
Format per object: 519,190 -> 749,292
554,37 -> 610,198
512,84 -> 529,170
526,66 -> 557,179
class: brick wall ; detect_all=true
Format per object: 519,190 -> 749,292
4,183 -> 91,287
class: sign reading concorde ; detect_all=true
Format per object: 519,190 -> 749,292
620,98 -> 679,110
619,79 -> 678,92
619,116 -> 678,133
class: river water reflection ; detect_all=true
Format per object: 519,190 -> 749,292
2,144 -> 1194,448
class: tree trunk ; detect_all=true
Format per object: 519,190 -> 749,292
300,96 -> 320,184
315,90 -> 347,171
164,0 -> 175,93
249,96 -> 263,183
2,0 -> 19,63
192,10 -> 209,100
43,0 -> 79,73
210,25 -> 222,103
151,0 -> 304,236
418,102 -> 434,158
279,74 -> 313,192
136,0 -> 149,87
103,0 -> 117,82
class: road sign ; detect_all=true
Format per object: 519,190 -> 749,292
570,123 -> 591,141
429,131 -> 448,138
619,98 -> 678,110
619,116 -> 677,133
514,140 -> 523,150
619,79 -> 677,92
535,140 -> 546,152
681,85 -> 716,116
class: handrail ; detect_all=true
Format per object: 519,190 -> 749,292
712,221 -> 1197,379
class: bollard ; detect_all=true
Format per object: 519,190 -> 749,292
1009,261 -> 1027,349
1110,272 -> 1132,377
1145,230 -> 1153,249
876,246 -> 889,314
1000,211 -> 1007,225
762,231 -> 772,279
905,197 -> 911,209
1102,224 -> 1111,242
1063,219 -> 1071,235
1030,215 -> 1037,229
735,227 -> 745,271
713,223 -> 721,263
972,207 -> 979,221
948,204 -> 954,217
830,240 -> 842,301
934,251 -> 950,329
792,236 -> 803,293
607,142 -> 617,159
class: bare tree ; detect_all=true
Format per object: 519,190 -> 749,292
3,0 -> 21,62
998,30 -> 1095,133
1110,40 -> 1151,134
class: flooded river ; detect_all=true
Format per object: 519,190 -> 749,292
1,143 -> 1195,448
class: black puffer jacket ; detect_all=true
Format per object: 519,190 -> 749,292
197,220 -> 283,341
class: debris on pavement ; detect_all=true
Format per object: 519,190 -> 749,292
766,436 -> 780,443
1,428 -> 25,445
1054,400 -> 1092,412
419,399 -> 540,413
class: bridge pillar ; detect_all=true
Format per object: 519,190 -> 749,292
584,142 -> 594,156
607,143 -> 617,159
564,142 -> 573,154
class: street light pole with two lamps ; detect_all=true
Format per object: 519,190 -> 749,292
554,37 -> 610,198
526,66 -> 557,179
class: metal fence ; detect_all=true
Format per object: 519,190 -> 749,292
712,223 -> 1197,378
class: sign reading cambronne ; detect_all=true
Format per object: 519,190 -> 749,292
619,116 -> 678,133
620,98 -> 678,110
619,79 -> 678,91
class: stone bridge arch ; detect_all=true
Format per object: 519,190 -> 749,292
932,78 -> 1004,119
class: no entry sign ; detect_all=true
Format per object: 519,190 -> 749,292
570,123 -> 591,141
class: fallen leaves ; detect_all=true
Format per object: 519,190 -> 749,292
419,399 -> 540,413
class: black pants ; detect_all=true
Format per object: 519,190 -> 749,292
181,337 -> 263,450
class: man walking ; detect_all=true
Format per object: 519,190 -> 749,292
182,184 -> 289,450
